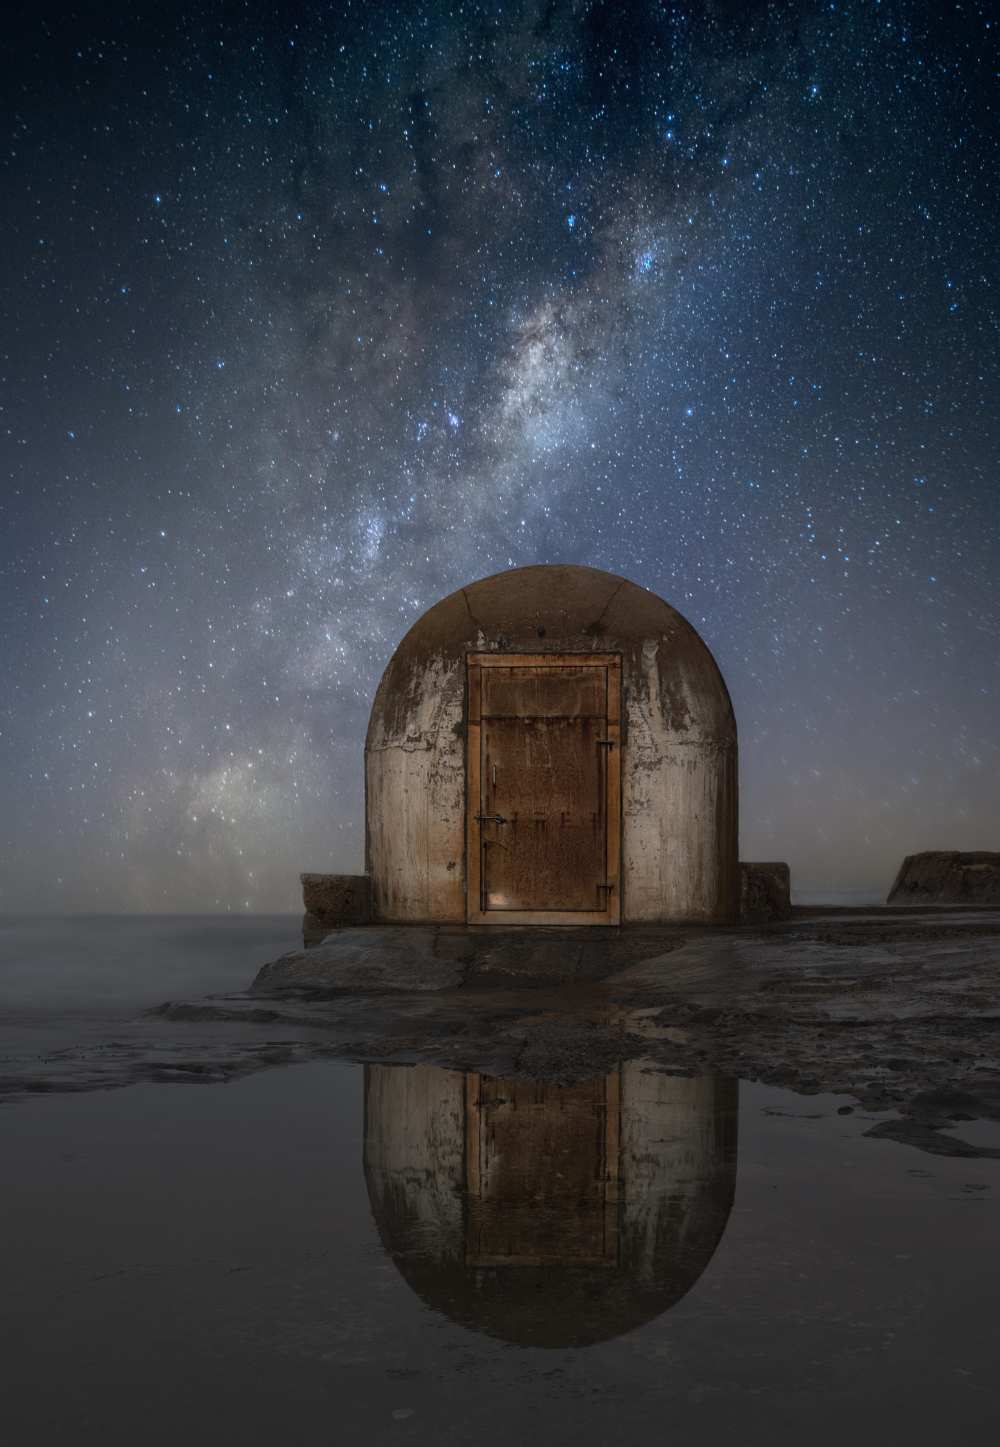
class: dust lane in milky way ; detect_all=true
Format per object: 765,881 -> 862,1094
1,1 -> 997,910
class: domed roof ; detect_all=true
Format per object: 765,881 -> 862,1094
367,563 -> 735,750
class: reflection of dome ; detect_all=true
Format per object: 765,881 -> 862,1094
363,1062 -> 738,1348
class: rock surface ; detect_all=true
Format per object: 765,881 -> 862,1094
252,924 -> 692,994
197,906 -> 1000,1158
8,906 -> 1000,1162
887,851 -> 1000,905
251,927 -> 467,995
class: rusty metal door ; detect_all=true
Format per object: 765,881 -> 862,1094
466,653 -> 621,925
464,1072 -> 621,1265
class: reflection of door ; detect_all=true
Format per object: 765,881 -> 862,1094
466,653 -> 621,925
464,1073 -> 621,1266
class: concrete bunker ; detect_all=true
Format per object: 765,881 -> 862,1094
365,564 -> 738,925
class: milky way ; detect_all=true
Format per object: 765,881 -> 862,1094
2,1 -> 997,911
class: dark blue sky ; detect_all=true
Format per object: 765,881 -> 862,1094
2,0 -> 997,910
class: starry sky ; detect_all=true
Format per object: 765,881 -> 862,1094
2,0 -> 997,913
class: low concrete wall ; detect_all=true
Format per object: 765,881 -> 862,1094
300,863 -> 790,944
740,861 -> 791,922
888,852 -> 1000,905
301,872 -> 371,945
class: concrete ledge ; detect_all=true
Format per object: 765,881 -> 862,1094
301,873 -> 371,944
888,852 -> 1000,905
300,867 -> 791,938
740,861 -> 792,922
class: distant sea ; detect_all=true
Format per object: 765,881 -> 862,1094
0,914 -> 301,1013
791,889 -> 884,907
0,915 -> 306,1102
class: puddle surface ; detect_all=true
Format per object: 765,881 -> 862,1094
3,918 -> 1000,1442
3,1058 -> 1000,1444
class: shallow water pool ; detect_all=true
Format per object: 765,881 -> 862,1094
2,917 -> 999,1444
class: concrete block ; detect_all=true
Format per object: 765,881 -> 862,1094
887,852 -> 1000,905
300,873 -> 371,946
740,861 -> 791,922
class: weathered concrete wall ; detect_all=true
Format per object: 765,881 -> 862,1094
622,734 -> 738,921
365,564 -> 738,924
365,735 -> 465,920
888,851 -> 1000,905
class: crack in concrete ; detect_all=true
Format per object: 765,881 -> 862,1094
460,586 -> 485,635
589,576 -> 628,634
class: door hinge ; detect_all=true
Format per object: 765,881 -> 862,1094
597,882 -> 616,892
596,739 -> 617,748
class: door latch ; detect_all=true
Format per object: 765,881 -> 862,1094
475,813 -> 507,825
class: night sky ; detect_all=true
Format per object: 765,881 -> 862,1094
2,1 -> 997,913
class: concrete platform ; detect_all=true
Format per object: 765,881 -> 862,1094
251,923 -> 694,995
297,861 -> 794,944
252,905 -> 1000,997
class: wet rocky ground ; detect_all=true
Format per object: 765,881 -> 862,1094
6,906 -> 998,1160
7,911 -> 1000,1442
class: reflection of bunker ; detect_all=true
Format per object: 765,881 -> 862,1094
365,564 -> 738,926
363,1063 -> 738,1348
